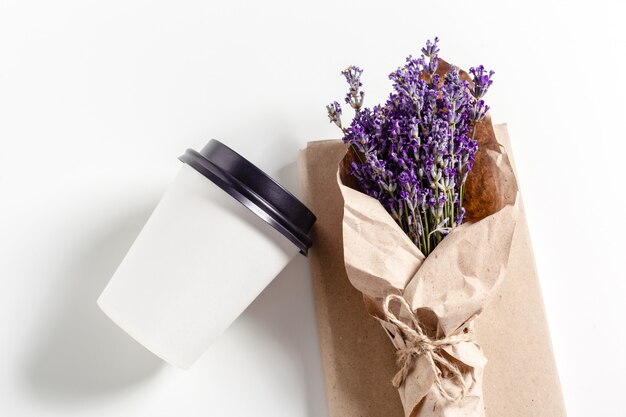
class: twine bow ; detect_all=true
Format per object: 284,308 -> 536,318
382,294 -> 475,402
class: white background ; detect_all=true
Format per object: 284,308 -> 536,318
1,1 -> 624,416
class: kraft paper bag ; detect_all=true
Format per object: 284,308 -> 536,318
297,124 -> 567,417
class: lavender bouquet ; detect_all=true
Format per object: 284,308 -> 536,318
327,38 -> 494,256
327,39 -> 519,416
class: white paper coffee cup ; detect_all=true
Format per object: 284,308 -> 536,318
97,140 -> 315,369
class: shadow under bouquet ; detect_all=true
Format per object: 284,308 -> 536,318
326,38 -> 519,416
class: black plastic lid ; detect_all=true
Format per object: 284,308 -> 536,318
179,139 -> 316,255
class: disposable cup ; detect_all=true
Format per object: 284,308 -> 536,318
97,140 -> 315,369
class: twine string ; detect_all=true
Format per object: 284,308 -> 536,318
382,294 -> 475,402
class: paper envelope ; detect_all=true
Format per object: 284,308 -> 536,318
297,124 -> 567,417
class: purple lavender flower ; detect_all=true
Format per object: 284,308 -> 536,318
467,65 -> 494,132
326,101 -> 343,129
421,37 -> 440,57
469,65 -> 495,99
421,36 -> 440,75
326,38 -> 494,256
342,66 -> 365,111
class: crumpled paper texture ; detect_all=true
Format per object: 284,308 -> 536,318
337,115 -> 519,417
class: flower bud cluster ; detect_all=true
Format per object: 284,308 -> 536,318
326,38 -> 494,255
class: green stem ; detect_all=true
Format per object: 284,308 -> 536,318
417,211 -> 427,254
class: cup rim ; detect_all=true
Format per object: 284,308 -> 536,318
179,139 -> 316,255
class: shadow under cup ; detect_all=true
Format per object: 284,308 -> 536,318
97,140 -> 316,369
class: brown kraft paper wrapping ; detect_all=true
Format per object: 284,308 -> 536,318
297,124 -> 567,417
